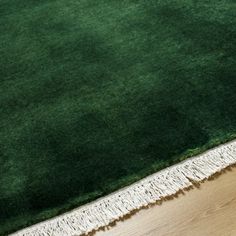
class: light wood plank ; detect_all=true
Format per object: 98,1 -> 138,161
96,168 -> 236,236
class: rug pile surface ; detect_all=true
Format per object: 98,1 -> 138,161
0,0 -> 236,235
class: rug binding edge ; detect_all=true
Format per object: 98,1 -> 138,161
11,140 -> 236,236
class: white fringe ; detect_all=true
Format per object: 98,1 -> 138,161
11,140 -> 236,236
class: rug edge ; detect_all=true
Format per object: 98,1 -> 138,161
11,140 -> 236,236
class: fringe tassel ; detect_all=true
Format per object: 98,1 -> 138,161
11,140 -> 236,236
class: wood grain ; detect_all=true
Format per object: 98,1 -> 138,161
95,168 -> 236,236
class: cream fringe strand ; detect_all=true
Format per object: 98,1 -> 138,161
11,140 -> 236,236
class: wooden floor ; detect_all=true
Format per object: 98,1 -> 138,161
96,168 -> 236,236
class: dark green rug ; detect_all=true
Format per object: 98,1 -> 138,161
1,0 -> 236,235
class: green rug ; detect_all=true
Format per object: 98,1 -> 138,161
1,0 -> 236,235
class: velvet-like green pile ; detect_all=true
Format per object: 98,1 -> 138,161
1,0 -> 236,234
